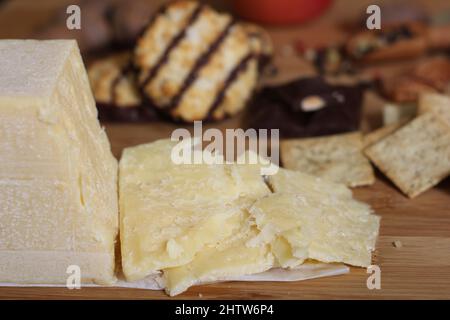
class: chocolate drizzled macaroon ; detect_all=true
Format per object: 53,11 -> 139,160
241,22 -> 274,70
134,0 -> 260,122
88,52 -> 158,121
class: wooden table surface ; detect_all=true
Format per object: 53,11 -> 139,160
1,0 -> 450,300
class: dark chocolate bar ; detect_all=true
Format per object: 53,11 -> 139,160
244,77 -> 365,138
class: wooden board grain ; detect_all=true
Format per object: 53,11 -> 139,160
0,0 -> 450,300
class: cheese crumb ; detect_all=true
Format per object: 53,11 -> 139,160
393,240 -> 403,248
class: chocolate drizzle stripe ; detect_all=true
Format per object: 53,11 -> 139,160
132,3 -> 170,76
136,3 -> 170,45
110,73 -> 123,105
165,18 -> 236,111
208,53 -> 254,118
111,61 -> 135,105
142,4 -> 204,88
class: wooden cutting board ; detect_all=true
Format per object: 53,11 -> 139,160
0,0 -> 450,300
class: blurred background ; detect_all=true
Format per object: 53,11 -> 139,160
1,0 -> 448,57
0,0 -> 449,154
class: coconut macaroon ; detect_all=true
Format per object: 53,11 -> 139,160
133,0 -> 261,122
241,22 -> 274,69
88,51 -> 142,108
88,52 -> 162,122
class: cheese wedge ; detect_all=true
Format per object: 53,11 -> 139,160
119,140 -> 271,281
0,40 -> 118,284
249,193 -> 380,267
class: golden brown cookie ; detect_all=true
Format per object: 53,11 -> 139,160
88,52 -> 141,107
241,22 -> 274,69
133,0 -> 259,122
88,52 -> 158,122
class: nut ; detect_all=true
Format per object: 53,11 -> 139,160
301,95 -> 326,112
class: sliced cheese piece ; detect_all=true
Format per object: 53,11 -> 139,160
163,211 -> 274,296
120,139 -> 245,206
119,139 -> 266,281
120,199 -> 244,280
249,193 -> 380,267
226,151 -> 272,202
0,40 -> 118,284
270,236 -> 303,268
267,168 -> 353,200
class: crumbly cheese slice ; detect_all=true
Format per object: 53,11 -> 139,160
0,40 -> 118,284
119,140 -> 378,292
267,168 -> 353,200
119,139 -> 244,206
249,193 -> 380,268
226,150 -> 272,201
119,140 -> 271,281
120,198 -> 246,281
163,211 -> 274,296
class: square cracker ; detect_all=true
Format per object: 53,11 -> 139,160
281,132 -> 375,187
363,120 -> 408,149
365,112 -> 450,198
418,93 -> 450,126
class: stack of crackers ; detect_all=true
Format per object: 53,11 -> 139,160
280,93 -> 450,198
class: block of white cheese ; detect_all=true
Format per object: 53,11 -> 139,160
249,193 -> 380,268
0,40 -> 118,284
119,140 -> 272,282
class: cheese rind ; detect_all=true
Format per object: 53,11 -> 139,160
0,40 -> 118,284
